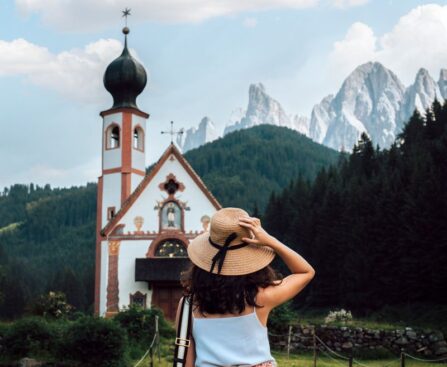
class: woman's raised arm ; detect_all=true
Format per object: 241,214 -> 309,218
239,216 -> 316,308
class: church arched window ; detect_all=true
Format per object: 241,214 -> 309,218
133,126 -> 144,151
161,201 -> 182,230
106,124 -> 120,149
154,239 -> 187,258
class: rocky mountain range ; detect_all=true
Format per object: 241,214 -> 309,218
176,116 -> 219,152
222,83 -> 308,135
176,62 -> 447,152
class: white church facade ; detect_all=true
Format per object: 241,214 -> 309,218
94,26 -> 221,319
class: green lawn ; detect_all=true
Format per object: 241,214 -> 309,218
271,351 -> 435,367
129,349 -> 440,367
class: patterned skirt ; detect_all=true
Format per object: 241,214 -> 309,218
252,361 -> 277,367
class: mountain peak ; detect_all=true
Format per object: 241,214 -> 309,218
355,61 -> 384,71
438,69 -> 447,100
249,83 -> 266,94
345,61 -> 400,84
402,67 -> 441,122
311,61 -> 405,151
350,61 -> 391,77
176,116 -> 219,153
415,67 -> 431,79
224,83 -> 291,135
198,116 -> 214,128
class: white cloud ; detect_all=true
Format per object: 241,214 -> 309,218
0,38 -> 125,103
329,22 -> 377,79
15,0 -> 318,31
332,0 -> 369,8
243,17 -> 257,28
328,4 -> 447,86
0,156 -> 101,191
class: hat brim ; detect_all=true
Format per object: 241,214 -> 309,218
187,231 -> 276,276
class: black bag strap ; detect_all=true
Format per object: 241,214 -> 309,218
173,295 -> 193,367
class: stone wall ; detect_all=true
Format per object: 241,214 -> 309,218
270,324 -> 447,358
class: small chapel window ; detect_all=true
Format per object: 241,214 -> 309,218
133,127 -> 144,151
107,207 -> 116,220
106,125 -> 120,149
155,239 -> 187,258
129,291 -> 147,309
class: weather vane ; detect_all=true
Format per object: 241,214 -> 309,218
161,121 -> 184,144
122,8 -> 131,27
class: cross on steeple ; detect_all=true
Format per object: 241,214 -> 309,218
161,121 -> 184,144
122,8 -> 131,26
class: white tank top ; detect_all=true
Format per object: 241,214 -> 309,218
191,306 -> 275,367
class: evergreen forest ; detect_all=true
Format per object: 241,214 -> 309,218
263,101 -> 447,321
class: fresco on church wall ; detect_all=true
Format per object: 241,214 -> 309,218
201,215 -> 210,231
161,201 -> 181,229
133,216 -> 144,234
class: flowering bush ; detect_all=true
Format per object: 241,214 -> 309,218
324,309 -> 353,324
28,291 -> 75,319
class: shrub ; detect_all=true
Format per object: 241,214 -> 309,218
58,316 -> 127,367
2,316 -> 59,358
324,309 -> 353,324
27,291 -> 75,319
268,301 -> 296,334
0,321 -> 10,357
113,304 -> 175,346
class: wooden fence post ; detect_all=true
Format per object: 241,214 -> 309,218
313,325 -> 317,367
400,348 -> 405,367
149,315 -> 159,367
155,315 -> 160,361
348,350 -> 353,367
287,325 -> 293,359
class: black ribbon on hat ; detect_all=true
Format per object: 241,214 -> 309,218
209,232 -> 249,275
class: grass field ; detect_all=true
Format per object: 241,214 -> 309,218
130,350 -> 438,367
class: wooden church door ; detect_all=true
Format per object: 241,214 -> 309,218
152,283 -> 184,321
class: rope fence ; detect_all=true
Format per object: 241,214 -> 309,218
136,317 -> 447,366
403,351 -> 447,363
268,325 -> 447,366
133,315 -> 160,367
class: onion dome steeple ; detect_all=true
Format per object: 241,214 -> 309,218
103,22 -> 147,110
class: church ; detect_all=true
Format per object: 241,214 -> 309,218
94,24 -> 221,320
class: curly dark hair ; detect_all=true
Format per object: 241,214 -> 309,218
180,262 -> 283,315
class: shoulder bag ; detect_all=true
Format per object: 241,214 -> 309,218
173,295 -> 193,367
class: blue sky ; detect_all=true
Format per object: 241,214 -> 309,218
1,0 -> 447,191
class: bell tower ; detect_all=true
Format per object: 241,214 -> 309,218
95,19 -> 149,315
98,24 -> 149,227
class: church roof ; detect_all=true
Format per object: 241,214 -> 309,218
100,143 -> 221,236
103,27 -> 147,111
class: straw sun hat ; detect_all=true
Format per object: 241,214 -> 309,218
187,207 -> 276,276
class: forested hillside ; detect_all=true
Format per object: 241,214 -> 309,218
0,125 -> 338,318
184,125 -> 340,212
0,184 -> 96,317
263,100 -> 447,319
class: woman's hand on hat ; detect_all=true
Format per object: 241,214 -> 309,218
239,216 -> 273,247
